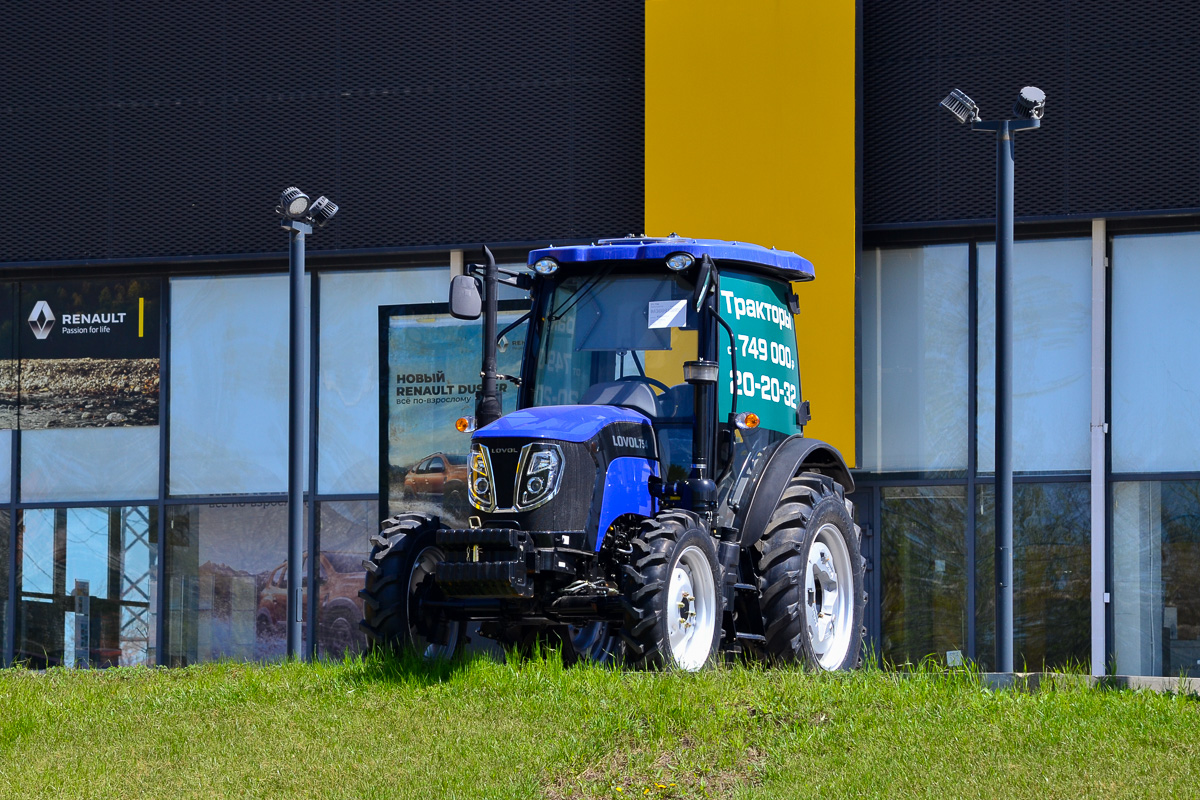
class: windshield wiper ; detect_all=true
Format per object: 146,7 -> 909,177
548,262 -> 617,321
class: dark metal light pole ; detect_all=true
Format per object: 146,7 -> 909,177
276,187 -> 339,660
941,87 -> 1045,673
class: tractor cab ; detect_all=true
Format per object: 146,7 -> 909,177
485,237 -> 820,525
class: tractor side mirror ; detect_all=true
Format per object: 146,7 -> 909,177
449,275 -> 482,320
693,255 -> 715,311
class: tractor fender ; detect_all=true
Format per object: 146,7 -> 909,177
732,436 -> 854,550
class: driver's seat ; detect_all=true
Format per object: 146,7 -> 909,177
578,380 -> 658,419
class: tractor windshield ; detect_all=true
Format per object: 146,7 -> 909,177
530,270 -> 698,410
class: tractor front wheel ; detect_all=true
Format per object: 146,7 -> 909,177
359,513 -> 463,659
756,473 -> 866,670
619,512 -> 723,671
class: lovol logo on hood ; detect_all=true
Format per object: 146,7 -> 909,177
28,301 -> 56,340
612,434 -> 647,450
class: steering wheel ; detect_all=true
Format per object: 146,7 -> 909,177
615,375 -> 671,394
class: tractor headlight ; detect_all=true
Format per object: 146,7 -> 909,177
515,443 -> 563,511
666,252 -> 695,271
468,443 -> 496,512
532,257 -> 559,275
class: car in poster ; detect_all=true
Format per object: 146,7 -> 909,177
402,452 -> 469,512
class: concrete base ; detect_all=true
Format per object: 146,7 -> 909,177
982,672 -> 1200,696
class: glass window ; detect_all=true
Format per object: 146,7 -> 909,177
315,500 -> 374,659
0,429 -> 11,501
880,486 -> 968,665
318,267 -> 447,495
15,506 -> 157,668
1112,232 -> 1200,473
975,482 -> 1090,671
21,427 -> 158,502
163,502 -> 290,665
977,238 -> 1091,474
860,246 -> 969,473
0,510 -> 9,662
1113,480 -> 1200,677
169,275 -> 307,495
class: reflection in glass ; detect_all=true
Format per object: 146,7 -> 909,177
860,246 -> 969,473
0,430 -> 11,501
1112,232 -> 1200,473
318,268 -> 448,494
169,275 -> 307,495
977,239 -> 1091,474
21,427 -> 158,502
0,511 -> 9,661
316,501 -> 374,659
15,507 -> 156,668
1113,481 -> 1200,677
975,483 -> 1090,671
880,486 -> 967,665
164,503 -> 290,665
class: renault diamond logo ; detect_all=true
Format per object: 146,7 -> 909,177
28,301 -> 55,340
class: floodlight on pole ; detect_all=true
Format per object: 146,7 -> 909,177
940,86 -> 1044,676
279,186 -> 312,219
939,89 -> 980,124
307,195 -> 340,228
1013,86 -> 1046,120
276,186 -> 339,661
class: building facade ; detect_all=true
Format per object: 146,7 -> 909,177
2,1 -> 1196,676
857,0 -> 1200,675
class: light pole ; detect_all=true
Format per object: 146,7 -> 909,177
941,86 -> 1045,674
276,187 -> 339,660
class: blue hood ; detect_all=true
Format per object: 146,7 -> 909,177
474,405 -> 650,443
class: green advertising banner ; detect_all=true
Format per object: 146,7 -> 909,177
717,271 -> 801,435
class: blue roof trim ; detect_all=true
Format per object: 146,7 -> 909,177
474,404 -> 650,443
528,237 -> 815,281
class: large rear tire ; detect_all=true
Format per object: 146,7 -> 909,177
756,473 -> 866,670
359,513 -> 463,658
619,512 -> 723,671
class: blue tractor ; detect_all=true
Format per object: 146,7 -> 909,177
361,237 -> 865,670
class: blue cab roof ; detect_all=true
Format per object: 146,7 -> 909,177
528,236 -> 815,282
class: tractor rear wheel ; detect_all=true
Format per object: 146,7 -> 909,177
619,511 -> 723,671
756,473 -> 865,670
359,513 -> 463,658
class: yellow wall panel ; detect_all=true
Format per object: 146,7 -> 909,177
645,0 -> 858,465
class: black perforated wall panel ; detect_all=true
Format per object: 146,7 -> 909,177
863,0 -> 1200,228
0,2 -> 644,264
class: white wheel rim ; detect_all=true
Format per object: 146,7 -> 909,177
805,522 -> 855,670
407,545 -> 459,659
666,544 -> 717,671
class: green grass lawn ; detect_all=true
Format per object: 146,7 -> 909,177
1,653 -> 1197,799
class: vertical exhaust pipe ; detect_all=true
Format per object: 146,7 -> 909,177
476,245 -> 503,428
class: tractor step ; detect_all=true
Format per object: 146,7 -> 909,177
733,582 -> 759,594
735,632 -> 766,643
